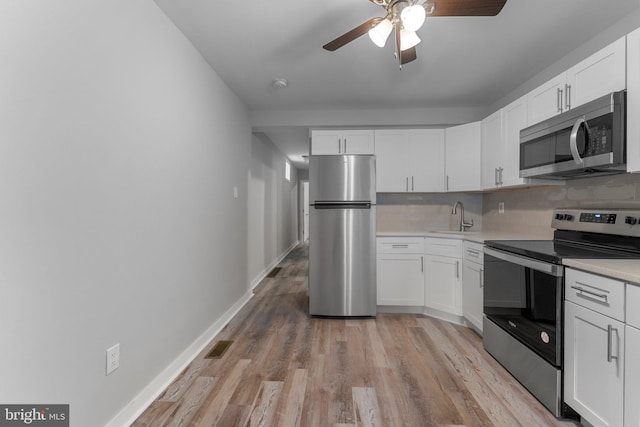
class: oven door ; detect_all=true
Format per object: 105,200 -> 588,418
483,247 -> 564,366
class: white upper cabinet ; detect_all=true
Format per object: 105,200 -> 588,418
501,95 -> 529,187
568,36 -> 626,109
627,28 -> 640,173
445,122 -> 481,192
527,73 -> 567,125
481,109 -> 504,190
311,129 -> 374,155
527,36 -> 626,125
375,129 -> 445,193
483,94 -> 562,191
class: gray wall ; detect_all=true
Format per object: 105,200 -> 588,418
0,2 -> 251,426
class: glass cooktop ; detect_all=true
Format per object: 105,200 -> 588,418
485,238 -> 640,264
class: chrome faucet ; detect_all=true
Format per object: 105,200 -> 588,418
452,201 -> 474,232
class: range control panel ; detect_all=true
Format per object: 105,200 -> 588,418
579,212 -> 617,224
552,208 -> 640,237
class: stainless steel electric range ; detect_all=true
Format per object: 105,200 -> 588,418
482,208 -> 640,418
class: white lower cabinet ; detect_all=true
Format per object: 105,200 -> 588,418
424,238 -> 462,316
625,284 -> 640,427
376,237 -> 424,306
625,325 -> 640,427
564,268 -> 625,427
564,301 -> 624,427
462,241 -> 483,333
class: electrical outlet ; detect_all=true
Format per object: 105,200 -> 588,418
498,202 -> 505,214
106,343 -> 120,375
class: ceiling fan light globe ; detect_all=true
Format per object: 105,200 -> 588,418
368,18 -> 393,47
400,29 -> 421,51
401,5 -> 426,32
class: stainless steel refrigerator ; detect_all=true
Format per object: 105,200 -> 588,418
308,154 -> 376,317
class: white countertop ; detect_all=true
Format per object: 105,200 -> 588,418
376,230 -> 551,244
563,259 -> 640,285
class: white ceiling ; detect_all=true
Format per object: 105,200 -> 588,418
154,0 -> 640,169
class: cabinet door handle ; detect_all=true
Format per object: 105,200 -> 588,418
446,175 -> 449,191
338,138 -> 342,154
607,324 -> 618,362
565,84 -> 571,110
421,256 -> 424,273
406,177 -> 409,192
456,261 -> 460,278
411,176 -> 414,191
344,138 -> 347,153
570,284 -> 608,302
557,87 -> 563,113
499,167 -> 504,185
480,268 -> 484,288
494,168 -> 499,186
391,244 -> 409,248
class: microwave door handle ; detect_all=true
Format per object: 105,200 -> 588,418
569,117 -> 589,165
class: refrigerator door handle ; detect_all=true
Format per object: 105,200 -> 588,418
313,202 -> 372,209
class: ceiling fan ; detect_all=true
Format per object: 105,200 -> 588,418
323,0 -> 508,67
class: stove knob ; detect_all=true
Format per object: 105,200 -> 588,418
555,213 -> 565,220
565,214 -> 574,221
625,216 -> 638,225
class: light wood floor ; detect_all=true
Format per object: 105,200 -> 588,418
133,244 -> 579,427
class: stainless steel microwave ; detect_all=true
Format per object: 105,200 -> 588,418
519,90 -> 626,179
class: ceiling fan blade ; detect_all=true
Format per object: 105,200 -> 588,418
323,17 -> 383,51
401,47 -> 417,65
395,27 -> 418,67
425,0 -> 508,16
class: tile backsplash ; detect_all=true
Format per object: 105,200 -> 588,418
483,173 -> 640,237
377,173 -> 640,237
377,193 -> 483,232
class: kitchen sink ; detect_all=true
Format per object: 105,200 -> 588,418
431,230 -> 480,235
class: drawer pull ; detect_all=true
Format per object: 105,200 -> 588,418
391,244 -> 409,249
466,250 -> 480,257
570,285 -> 608,302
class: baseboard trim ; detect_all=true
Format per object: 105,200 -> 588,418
423,307 -> 465,326
249,240 -> 299,290
105,288 -> 254,427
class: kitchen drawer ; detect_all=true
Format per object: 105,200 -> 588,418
463,241 -> 483,264
627,284 -> 640,329
565,268 -> 625,322
377,237 -> 425,254
425,237 -> 462,258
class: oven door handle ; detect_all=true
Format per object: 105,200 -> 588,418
483,247 -> 564,277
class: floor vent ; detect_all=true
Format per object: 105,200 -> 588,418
205,340 -> 233,359
266,267 -> 282,278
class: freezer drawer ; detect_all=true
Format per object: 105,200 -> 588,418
309,205 -> 376,316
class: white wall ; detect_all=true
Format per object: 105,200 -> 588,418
0,1 -> 251,426
248,133 -> 299,287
